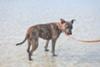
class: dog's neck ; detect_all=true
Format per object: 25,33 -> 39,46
56,22 -> 65,31
56,22 -> 61,29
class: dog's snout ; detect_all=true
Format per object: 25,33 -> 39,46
67,32 -> 72,35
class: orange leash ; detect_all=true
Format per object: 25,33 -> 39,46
64,32 -> 100,43
70,36 -> 100,43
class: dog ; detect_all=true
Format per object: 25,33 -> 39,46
16,18 -> 75,61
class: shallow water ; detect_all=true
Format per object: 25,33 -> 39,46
0,21 -> 100,67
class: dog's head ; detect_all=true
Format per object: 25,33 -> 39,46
57,18 -> 75,35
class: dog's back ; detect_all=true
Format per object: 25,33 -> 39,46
27,23 -> 61,40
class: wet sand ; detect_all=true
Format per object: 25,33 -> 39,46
0,22 -> 100,67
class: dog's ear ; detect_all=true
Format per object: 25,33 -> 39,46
71,19 -> 76,24
60,18 -> 65,24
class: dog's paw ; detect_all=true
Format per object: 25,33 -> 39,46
45,49 -> 49,52
29,58 -> 33,61
52,54 -> 57,56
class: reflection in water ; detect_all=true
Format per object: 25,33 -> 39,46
27,53 -> 57,67
43,53 -> 57,67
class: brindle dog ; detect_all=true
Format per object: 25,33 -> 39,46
16,19 -> 75,61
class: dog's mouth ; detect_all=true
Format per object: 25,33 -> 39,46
64,31 -> 72,36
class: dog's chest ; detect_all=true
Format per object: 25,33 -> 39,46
37,23 -> 61,40
38,25 -> 52,40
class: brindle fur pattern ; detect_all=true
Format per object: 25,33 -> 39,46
16,19 -> 75,61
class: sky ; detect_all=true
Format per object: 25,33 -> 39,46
0,0 -> 100,23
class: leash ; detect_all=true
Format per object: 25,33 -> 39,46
69,36 -> 100,43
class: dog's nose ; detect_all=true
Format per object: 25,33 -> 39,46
67,32 -> 72,35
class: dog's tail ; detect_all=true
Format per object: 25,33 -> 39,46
16,34 -> 28,46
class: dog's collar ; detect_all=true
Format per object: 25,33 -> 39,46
56,22 -> 62,30
56,22 -> 66,32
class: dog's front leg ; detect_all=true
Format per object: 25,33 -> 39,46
44,40 -> 49,51
52,39 -> 57,56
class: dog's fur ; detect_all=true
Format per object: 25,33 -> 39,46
16,19 -> 75,61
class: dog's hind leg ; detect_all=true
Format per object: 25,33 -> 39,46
27,39 -> 31,53
28,38 -> 38,61
44,40 -> 49,51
